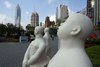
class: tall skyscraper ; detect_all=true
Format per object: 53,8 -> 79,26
87,0 -> 94,25
31,12 -> 39,27
87,0 -> 100,26
56,4 -> 69,23
15,4 -> 21,28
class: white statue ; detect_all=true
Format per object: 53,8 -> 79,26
48,13 -> 93,67
22,26 -> 50,67
43,27 -> 51,58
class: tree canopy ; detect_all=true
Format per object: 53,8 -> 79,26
0,23 -> 24,36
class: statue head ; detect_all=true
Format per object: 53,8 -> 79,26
57,13 -> 94,40
34,26 -> 44,35
44,27 -> 50,33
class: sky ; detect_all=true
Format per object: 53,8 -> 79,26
0,0 -> 87,29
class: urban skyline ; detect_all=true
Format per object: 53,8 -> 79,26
0,0 -> 87,29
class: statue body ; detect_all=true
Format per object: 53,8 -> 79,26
43,27 -> 51,57
48,13 -> 93,67
29,39 -> 49,67
22,26 -> 50,67
48,45 -> 92,67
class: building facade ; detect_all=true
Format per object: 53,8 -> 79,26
56,4 -> 69,23
87,0 -> 100,26
45,16 -> 55,28
87,0 -> 94,25
45,16 -> 49,27
77,8 -> 87,15
31,12 -> 39,27
93,0 -> 99,26
15,4 -> 21,28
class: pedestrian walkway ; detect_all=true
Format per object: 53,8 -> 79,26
0,37 -> 58,67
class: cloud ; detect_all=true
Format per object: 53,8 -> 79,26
0,14 -> 26,29
48,0 -> 54,4
49,14 -> 56,22
0,14 -> 14,24
25,11 -> 29,14
4,1 -> 12,8
68,7 -> 75,16
21,22 -> 27,29
42,21 -> 45,23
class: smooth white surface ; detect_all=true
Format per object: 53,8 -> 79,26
48,13 -> 93,67
43,27 -> 51,58
22,26 -> 50,67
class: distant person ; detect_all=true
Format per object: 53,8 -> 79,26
52,34 -> 54,40
50,34 -> 52,38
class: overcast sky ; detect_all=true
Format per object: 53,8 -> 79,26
0,0 -> 87,29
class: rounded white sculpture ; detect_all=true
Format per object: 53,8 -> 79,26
22,26 -> 50,67
48,13 -> 93,67
43,27 -> 51,58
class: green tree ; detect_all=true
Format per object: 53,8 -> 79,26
25,24 -> 35,36
26,24 -> 35,31
6,23 -> 15,36
97,24 -> 100,30
26,24 -> 31,31
0,24 -> 7,36
56,19 -> 61,26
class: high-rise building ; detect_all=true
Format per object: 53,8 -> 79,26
31,12 -> 39,27
56,4 -> 69,23
93,0 -> 99,26
87,0 -> 94,25
87,0 -> 100,26
15,4 -> 21,28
